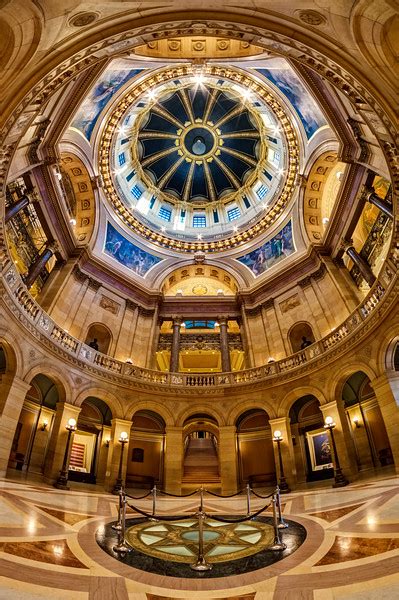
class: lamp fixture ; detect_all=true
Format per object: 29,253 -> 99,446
105,438 -> 111,448
66,418 -> 77,431
273,430 -> 283,442
41,419 -> 49,431
353,416 -> 361,428
324,416 -> 335,429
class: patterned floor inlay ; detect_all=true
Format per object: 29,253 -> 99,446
316,535 -> 399,565
0,539 -> 88,568
37,506 -> 92,525
96,516 -> 306,578
1,474 -> 399,597
309,503 -> 364,523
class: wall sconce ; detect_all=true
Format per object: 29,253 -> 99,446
40,419 -> 49,431
105,438 -> 110,448
353,417 -> 361,428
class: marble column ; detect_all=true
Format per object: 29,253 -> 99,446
365,188 -> 393,219
43,402 -> 81,482
0,375 -> 31,477
169,317 -> 182,373
104,418 -> 132,491
164,426 -> 184,494
219,317 -> 231,372
319,400 -> 357,476
24,241 -> 58,289
5,195 -> 29,223
219,425 -> 238,495
371,373 -> 399,472
269,417 -> 296,488
344,242 -> 376,287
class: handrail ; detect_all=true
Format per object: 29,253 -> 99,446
0,258 -> 397,388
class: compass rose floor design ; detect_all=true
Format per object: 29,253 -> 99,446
96,516 -> 306,578
1,472 -> 399,597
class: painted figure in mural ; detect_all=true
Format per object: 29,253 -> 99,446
104,223 -> 161,277
239,221 -> 294,276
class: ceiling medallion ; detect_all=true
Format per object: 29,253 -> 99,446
98,64 -> 300,253
68,12 -> 99,27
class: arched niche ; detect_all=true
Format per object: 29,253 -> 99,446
289,395 -> 331,483
69,396 -> 113,484
288,322 -> 315,353
8,373 -> 60,474
236,409 -> 276,487
128,410 -> 166,489
162,265 -> 238,297
85,323 -> 112,354
342,371 -> 392,470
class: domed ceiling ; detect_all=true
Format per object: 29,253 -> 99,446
98,65 -> 300,253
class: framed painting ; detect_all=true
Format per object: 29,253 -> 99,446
306,428 -> 333,471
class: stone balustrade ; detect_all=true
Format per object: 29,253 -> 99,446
0,259 -> 397,389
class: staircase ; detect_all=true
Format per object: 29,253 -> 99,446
183,438 -> 220,484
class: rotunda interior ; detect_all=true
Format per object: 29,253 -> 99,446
0,1 -> 398,598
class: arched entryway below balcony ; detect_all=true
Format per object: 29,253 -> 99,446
289,395 -> 333,483
127,410 -> 166,490
7,373 -> 60,474
236,409 -> 276,489
68,397 -> 113,485
342,371 -> 393,471
182,413 -> 220,488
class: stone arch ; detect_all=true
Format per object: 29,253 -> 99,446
127,400 -> 174,427
235,407 -> 276,487
227,399 -> 277,426
0,334 -> 20,377
303,151 -> 339,243
22,363 -> 71,404
277,385 -> 328,417
59,152 -> 97,246
74,387 -> 121,418
175,404 -> 225,427
328,361 -> 378,406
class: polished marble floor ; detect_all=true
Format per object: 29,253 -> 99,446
0,472 -> 399,598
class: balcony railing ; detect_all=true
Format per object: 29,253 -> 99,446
0,259 -> 396,389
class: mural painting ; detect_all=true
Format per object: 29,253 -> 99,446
70,64 -> 143,140
237,221 -> 294,276
104,223 -> 162,277
256,58 -> 327,139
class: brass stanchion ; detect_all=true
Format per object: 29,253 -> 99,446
190,510 -> 212,571
149,484 -> 158,521
112,488 -> 123,531
276,485 -> 288,529
199,485 -> 204,511
269,494 -> 287,551
246,483 -> 251,516
113,494 -> 131,555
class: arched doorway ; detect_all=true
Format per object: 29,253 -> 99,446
68,397 -> 112,484
343,371 -> 393,470
289,395 -> 333,483
183,413 -> 220,487
128,410 -> 166,489
236,409 -> 276,488
8,374 -> 59,474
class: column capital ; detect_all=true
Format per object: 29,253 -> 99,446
55,401 -> 81,415
4,376 -> 32,396
370,372 -> 399,392
219,425 -> 236,433
165,425 -> 183,434
111,418 -> 132,430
